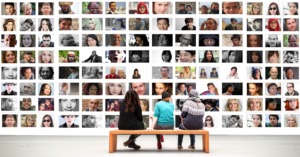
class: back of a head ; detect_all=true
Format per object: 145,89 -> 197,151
189,89 -> 199,98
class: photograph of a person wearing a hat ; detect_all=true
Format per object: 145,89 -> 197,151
2,83 -> 17,95
59,115 -> 79,128
59,2 -> 75,14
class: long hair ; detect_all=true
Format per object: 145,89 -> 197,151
225,99 -> 241,111
39,83 -> 52,95
201,50 -> 216,62
38,18 -> 53,31
86,34 -> 100,46
3,18 -> 15,31
41,114 -> 54,127
268,2 -> 280,15
205,115 -> 214,127
124,89 -> 140,113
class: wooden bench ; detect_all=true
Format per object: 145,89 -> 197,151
109,129 -> 209,153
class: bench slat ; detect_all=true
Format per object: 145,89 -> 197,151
110,130 -> 209,135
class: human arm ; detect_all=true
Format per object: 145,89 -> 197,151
200,21 -> 206,30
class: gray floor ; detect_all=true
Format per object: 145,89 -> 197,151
0,135 -> 299,157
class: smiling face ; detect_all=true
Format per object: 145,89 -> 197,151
2,67 -> 17,79
61,99 -> 77,111
248,83 -> 259,95
42,84 -> 51,95
42,116 -> 52,127
289,2 -> 298,15
287,116 -> 296,127
154,2 -> 169,14
25,4 -> 33,15
41,20 -> 49,30
157,19 -> 169,30
87,37 -> 97,46
22,98 -> 32,110
179,50 -> 194,62
249,98 -> 261,111
41,51 -> 52,63
286,18 -> 297,31
227,99 -> 239,111
5,51 -> 16,63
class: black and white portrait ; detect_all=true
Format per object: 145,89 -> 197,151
265,34 -> 281,47
1,98 -> 18,111
247,18 -> 262,31
82,66 -> 103,79
283,51 -> 299,63
129,51 -> 149,63
59,98 -> 79,112
82,115 -> 102,128
20,83 -> 35,96
59,34 -> 79,47
222,115 -> 243,128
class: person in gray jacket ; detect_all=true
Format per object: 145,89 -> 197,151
177,89 -> 205,151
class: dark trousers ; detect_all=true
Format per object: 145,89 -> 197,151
177,124 -> 195,146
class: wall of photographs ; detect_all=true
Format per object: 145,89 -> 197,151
1,0 -> 300,135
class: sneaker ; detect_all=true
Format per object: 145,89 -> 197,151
128,142 -> 141,150
188,146 -> 195,151
157,141 -> 162,149
123,139 -> 133,147
160,135 -> 164,142
177,146 -> 183,151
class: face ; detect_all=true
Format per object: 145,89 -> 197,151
112,34 -> 122,46
203,38 -> 216,46
26,117 -> 34,126
251,52 -> 259,62
289,3 -> 298,15
87,37 -> 97,46
88,2 -> 101,14
45,99 -> 51,106
41,20 -> 49,30
59,20 -> 72,30
179,84 -> 186,92
286,69 -> 294,79
223,2 -> 240,14
269,85 -> 277,95
130,54 -> 140,62
269,4 -> 278,15
157,19 -> 169,30
6,22 -> 13,30
228,99 -> 238,111
206,19 -> 217,30
5,117 -> 16,127
288,99 -> 297,109
4,35 -> 17,47
108,83 -> 122,95
43,116 -> 52,127
40,67 -> 51,79
269,53 -> 279,63
162,53 -> 170,61
160,68 -> 169,77
25,4 -> 32,15
201,7 -> 208,13
110,67 -> 116,74
23,84 -> 33,95
154,2 -> 169,14
42,51 -> 52,63
208,85 -> 215,93
205,117 -> 212,125
269,20 -> 277,29
89,20 -> 96,30
5,5 -> 14,15
269,67 -> 278,79
179,51 -> 194,62
205,103 -> 212,110
229,117 -> 238,126
42,84 -> 51,95
5,51 -> 15,63
155,83 -> 167,95
2,67 -> 17,79
249,99 -> 261,111
89,99 -> 99,111
232,38 -> 240,46
287,116 -> 296,127
22,35 -> 32,47
22,98 -> 32,110
61,99 -> 77,111
286,19 -> 297,31
249,35 -> 258,47
108,51 -> 123,63
268,101 -> 277,110
109,3 -> 116,12
180,34 -> 192,46
118,70 -> 124,77
23,68 -> 32,80
131,83 -> 146,95
62,35 -> 75,46
287,84 -> 294,93
288,35 -> 298,47
230,68 -> 237,75
158,35 -> 169,46
248,84 -> 258,95
42,37 -> 51,47
89,85 -> 98,95
255,70 -> 261,79
252,4 -> 260,14
228,51 -> 236,62
39,103 -> 45,110
139,5 -> 146,13
206,51 -> 213,61
269,116 -> 278,126
41,4 -> 52,15
5,84 -> 15,92
60,5 -> 71,14
252,115 -> 261,127
64,115 -> 76,126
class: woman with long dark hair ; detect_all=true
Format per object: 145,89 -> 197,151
118,89 -> 145,150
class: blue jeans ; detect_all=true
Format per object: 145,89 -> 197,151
177,124 -> 195,146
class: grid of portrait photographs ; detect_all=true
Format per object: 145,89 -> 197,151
1,1 -> 300,133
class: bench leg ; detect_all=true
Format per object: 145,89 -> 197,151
202,134 -> 209,153
109,133 -> 117,153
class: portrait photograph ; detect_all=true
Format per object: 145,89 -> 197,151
129,51 -> 149,63
247,18 -> 262,31
152,66 -> 173,79
175,2 -> 196,14
82,2 -> 103,14
82,34 -> 102,47
199,2 -> 220,14
82,99 -> 103,112
58,82 -> 79,95
129,18 -> 149,30
105,2 -> 126,14
105,18 -> 126,30
1,98 -> 18,111
129,2 -> 149,14
82,115 -> 102,128
152,50 -> 173,63
152,18 -> 173,31
222,18 -> 242,30
222,115 -> 243,128
82,18 -> 103,30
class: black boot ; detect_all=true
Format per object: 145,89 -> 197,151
123,139 -> 133,146
128,142 -> 141,150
